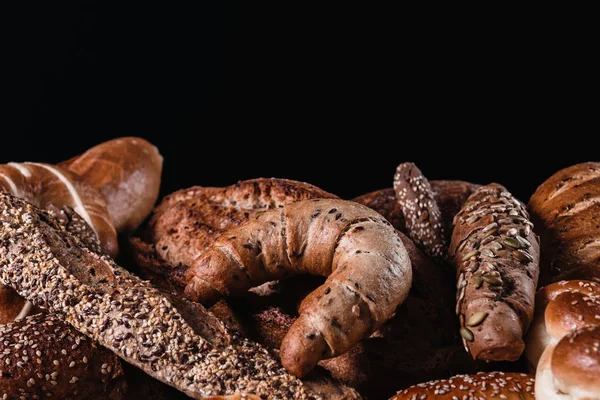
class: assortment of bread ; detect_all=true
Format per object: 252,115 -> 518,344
1,139 -> 599,399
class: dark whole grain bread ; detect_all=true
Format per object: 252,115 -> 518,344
129,178 -> 338,291
353,180 -> 480,241
528,162 -> 600,284
449,183 -> 540,362
0,194 -> 359,399
393,163 -> 446,260
0,313 -> 126,399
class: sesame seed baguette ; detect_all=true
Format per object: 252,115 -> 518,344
449,184 -> 540,361
389,372 -> 536,399
393,162 -> 446,260
0,312 -> 126,399
0,194 -> 335,399
183,198 -> 412,377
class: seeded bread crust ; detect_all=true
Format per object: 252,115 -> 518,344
393,163 -> 446,260
353,180 -> 480,241
449,184 -> 540,361
0,313 -> 126,400
390,372 -> 536,399
528,162 -> 600,284
0,194 -> 359,399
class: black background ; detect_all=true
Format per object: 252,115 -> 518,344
5,3 -> 597,202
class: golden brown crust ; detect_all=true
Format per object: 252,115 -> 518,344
129,178 -> 337,291
0,313 -> 126,400
62,137 -> 163,235
536,325 -> 600,399
0,162 -> 117,257
184,199 -> 412,377
525,280 -> 600,371
390,372 -> 536,399
449,184 -> 540,361
528,162 -> 600,284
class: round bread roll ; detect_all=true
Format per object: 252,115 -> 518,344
525,280 -> 600,370
536,325 -> 600,400
390,372 -> 535,399
0,313 -> 126,399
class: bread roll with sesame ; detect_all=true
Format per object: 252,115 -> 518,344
0,313 -> 126,400
449,184 -> 540,361
525,280 -> 600,399
526,280 -> 600,370
393,162 -> 446,260
389,372 -> 536,399
61,137 -> 163,235
0,194 -> 358,399
536,325 -> 600,400
184,198 -> 412,377
529,162 -> 600,284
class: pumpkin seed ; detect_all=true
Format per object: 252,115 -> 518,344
467,312 -> 488,327
482,275 -> 503,286
503,237 -> 522,249
462,250 -> 478,261
460,327 -> 474,342
472,275 -> 483,289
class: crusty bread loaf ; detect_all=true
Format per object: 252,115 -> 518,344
61,137 -> 163,235
390,372 -> 536,399
449,184 -> 540,361
0,313 -> 126,399
129,178 -> 337,292
393,162 -> 446,259
529,162 -> 600,284
183,199 -> 412,377
0,193 -> 358,399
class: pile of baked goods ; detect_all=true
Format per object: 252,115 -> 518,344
1,139 -> 599,399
